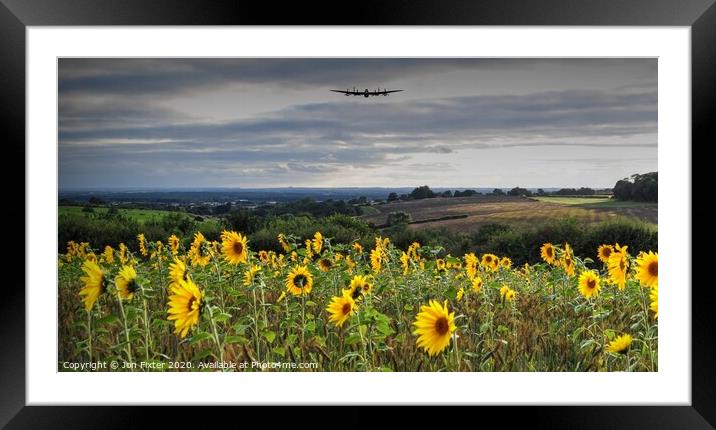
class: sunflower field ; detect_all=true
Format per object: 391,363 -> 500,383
58,231 -> 658,371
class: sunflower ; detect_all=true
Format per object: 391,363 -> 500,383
167,277 -> 202,338
558,243 -> 574,277
400,252 -> 410,275
500,256 -> 512,269
471,277 -> 483,293
118,243 -> 128,264
408,242 -> 421,260
540,243 -> 557,265
304,239 -> 314,259
85,252 -> 98,263
356,275 -> 374,295
137,233 -> 149,257
168,234 -> 180,256
597,244 -> 614,264
285,265 -> 314,296
189,232 -> 211,267
649,285 -> 658,319
168,257 -> 189,284
345,255 -> 357,271
318,258 -> 333,272
102,246 -> 114,264
606,333 -> 632,354
352,242 -> 364,254
312,231 -> 324,255
608,244 -> 629,291
243,264 -> 262,286
481,253 -> 499,271
436,258 -> 446,272
412,299 -> 456,357
370,248 -> 382,273
346,275 -> 370,300
578,270 -> 601,299
115,265 -> 139,300
79,260 -> 106,311
505,289 -> 517,302
220,230 -> 248,265
465,253 -> 479,279
277,233 -> 291,252
326,291 -> 357,327
456,287 -> 465,301
634,251 -> 658,288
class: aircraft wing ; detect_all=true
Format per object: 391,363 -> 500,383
381,90 -> 403,94
330,89 -> 356,94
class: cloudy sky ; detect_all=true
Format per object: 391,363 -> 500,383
58,58 -> 657,189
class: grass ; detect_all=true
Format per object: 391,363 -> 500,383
59,206 -> 190,223
533,196 -> 612,205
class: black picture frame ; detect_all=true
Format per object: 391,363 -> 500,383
2,0 -> 711,427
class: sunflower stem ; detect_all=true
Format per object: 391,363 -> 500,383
86,308 -> 93,362
116,291 -> 133,364
205,299 -> 225,364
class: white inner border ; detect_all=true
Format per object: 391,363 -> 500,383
27,27 -> 690,405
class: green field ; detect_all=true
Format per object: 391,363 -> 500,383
59,206 -> 193,223
534,196 -> 656,210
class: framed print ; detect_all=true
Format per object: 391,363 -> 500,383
3,0 -> 713,427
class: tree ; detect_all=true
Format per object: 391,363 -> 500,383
441,190 -> 453,197
508,187 -> 532,197
492,188 -> 505,196
88,196 -> 105,205
409,185 -> 436,200
387,211 -> 412,225
536,188 -> 546,196
612,172 -> 657,202
387,192 -> 399,202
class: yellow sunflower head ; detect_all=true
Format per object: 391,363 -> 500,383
189,232 -> 211,267
352,242 -> 364,254
500,256 -> 512,269
285,265 -> 314,296
471,277 -> 483,293
370,248 -> 383,273
607,247 -> 630,291
167,277 -> 202,338
168,234 -> 180,255
220,230 -> 248,265
634,251 -> 658,288
312,231 -> 324,255
277,233 -> 291,252
540,243 -> 557,265
79,260 -> 106,311
137,233 -> 149,257
326,291 -> 357,328
436,258 -> 446,272
606,333 -> 633,354
400,252 -> 410,275
412,299 -> 456,357
118,243 -> 128,264
243,264 -> 262,287
317,258 -> 333,272
102,246 -> 114,264
597,244 -> 614,264
115,265 -> 139,300
456,287 -> 465,301
649,285 -> 658,319
168,257 -> 189,285
578,270 -> 601,299
465,253 -> 479,279
481,253 -> 499,271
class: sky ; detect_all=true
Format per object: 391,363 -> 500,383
58,58 -> 657,189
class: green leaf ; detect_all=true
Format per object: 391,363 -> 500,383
96,314 -> 119,325
189,332 -> 213,344
193,348 -> 213,361
273,347 -> 286,357
262,330 -> 277,343
225,335 -> 249,345
403,304 -> 414,311
345,333 -> 362,345
213,312 -> 232,322
305,321 -> 316,333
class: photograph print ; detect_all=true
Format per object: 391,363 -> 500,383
57,58 -> 658,372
